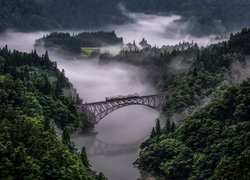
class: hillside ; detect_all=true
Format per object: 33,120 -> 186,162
137,80 -> 250,179
0,0 -> 57,32
34,31 -> 123,55
0,47 -> 105,179
131,28 -> 250,179
1,0 -> 250,36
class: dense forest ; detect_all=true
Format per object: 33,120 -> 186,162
0,0 -> 57,32
98,28 -> 250,178
35,31 -> 123,55
107,28 -> 249,117
1,0 -> 250,36
1,0 -> 250,179
120,28 -> 250,179
137,80 -> 250,179
0,46 -> 105,179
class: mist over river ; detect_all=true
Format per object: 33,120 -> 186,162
58,59 -> 159,180
0,13 -> 216,179
0,31 -> 160,180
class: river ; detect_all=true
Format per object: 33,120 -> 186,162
0,32 -> 160,179
55,58 -> 159,180
0,13 -> 213,179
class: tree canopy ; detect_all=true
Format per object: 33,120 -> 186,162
0,46 -> 102,179
1,0 -> 250,36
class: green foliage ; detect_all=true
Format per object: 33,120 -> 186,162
150,127 -> 156,138
1,0 -> 250,35
137,79 -> 250,179
35,32 -> 81,54
136,29 -> 250,179
81,146 -> 90,168
35,31 -> 123,55
155,119 -> 161,135
0,47 -> 96,179
138,138 -> 193,178
77,31 -> 123,47
0,0 -> 57,32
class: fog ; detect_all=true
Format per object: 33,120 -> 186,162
0,12 -> 218,53
0,30 -> 48,52
230,57 -> 250,83
0,11 -> 230,179
55,57 -> 158,180
0,31 -> 159,180
108,9 -> 217,47
169,57 -> 250,125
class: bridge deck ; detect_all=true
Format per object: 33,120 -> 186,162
77,92 -> 172,106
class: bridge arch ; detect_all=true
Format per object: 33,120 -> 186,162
87,136 -> 148,156
77,93 -> 171,124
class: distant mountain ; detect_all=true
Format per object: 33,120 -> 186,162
0,0 -> 58,32
1,0 -> 250,36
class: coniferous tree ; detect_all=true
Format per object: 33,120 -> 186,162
155,118 -> 161,135
150,127 -> 156,138
62,129 -> 70,145
97,172 -> 106,180
81,146 -> 90,168
164,118 -> 171,134
43,75 -> 51,95
170,122 -> 176,132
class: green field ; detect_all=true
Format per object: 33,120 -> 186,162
81,47 -> 100,57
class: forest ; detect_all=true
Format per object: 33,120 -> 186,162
137,80 -> 250,179
0,46 -> 105,179
1,26 -> 249,179
123,28 -> 250,179
98,27 -> 250,178
1,0 -> 250,36
1,0 -> 250,179
35,31 -> 123,55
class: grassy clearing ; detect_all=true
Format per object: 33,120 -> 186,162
81,47 -> 100,57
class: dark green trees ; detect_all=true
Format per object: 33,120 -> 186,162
137,79 -> 250,179
0,48 -> 96,179
1,0 -> 250,35
136,29 -> 250,179
35,31 -> 123,55
81,146 -> 90,168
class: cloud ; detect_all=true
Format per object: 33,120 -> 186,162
230,57 -> 250,83
107,8 -> 216,47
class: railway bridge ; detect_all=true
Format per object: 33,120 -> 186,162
76,92 -> 171,124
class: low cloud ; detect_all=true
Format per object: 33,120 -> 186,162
230,57 -> 250,83
108,7 -> 216,47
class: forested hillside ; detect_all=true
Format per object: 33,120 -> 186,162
0,47 -> 104,179
34,31 -> 123,54
0,0 -> 57,32
132,28 -> 250,179
137,80 -> 250,179
1,0 -> 250,36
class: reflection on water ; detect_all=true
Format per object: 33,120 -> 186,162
55,58 -> 159,180
0,31 -> 160,180
73,106 -> 158,180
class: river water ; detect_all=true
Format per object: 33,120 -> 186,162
0,32 -> 160,179
0,13 -> 214,178
55,58 -> 159,180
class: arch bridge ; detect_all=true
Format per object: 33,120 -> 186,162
76,92 -> 171,124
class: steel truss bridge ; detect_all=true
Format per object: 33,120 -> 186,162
76,92 -> 171,124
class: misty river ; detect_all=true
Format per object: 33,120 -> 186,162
0,13 -> 215,179
56,58 -> 159,180
0,32 -> 160,180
